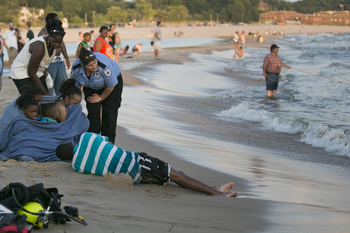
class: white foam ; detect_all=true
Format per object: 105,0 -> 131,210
218,102 -> 350,157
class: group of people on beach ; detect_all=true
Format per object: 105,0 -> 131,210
0,15 -> 238,198
232,30 -> 246,59
77,24 -> 126,64
0,22 -> 35,88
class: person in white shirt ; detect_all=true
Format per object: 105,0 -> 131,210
233,31 -> 239,53
3,23 -> 18,69
154,21 -> 162,60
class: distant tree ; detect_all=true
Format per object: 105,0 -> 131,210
228,1 -> 246,23
219,7 -> 228,22
70,15 -> 84,24
168,0 -> 183,5
106,6 -> 129,23
61,0 -> 82,20
0,0 -> 20,23
250,0 -> 261,7
135,0 -> 154,21
167,5 -> 188,24
95,13 -> 106,27
153,8 -> 169,22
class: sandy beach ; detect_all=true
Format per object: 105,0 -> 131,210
22,24 -> 350,43
1,25 -> 350,232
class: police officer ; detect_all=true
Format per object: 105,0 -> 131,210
71,48 -> 123,144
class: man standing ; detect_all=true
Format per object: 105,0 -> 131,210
154,21 -> 162,60
263,44 -> 291,98
3,23 -> 18,69
25,22 -> 34,41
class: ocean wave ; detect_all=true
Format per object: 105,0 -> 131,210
217,102 -> 350,157
328,62 -> 350,69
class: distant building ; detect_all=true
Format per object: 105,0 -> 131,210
301,11 -> 350,25
260,11 -> 304,24
260,10 -> 350,25
19,7 -> 45,24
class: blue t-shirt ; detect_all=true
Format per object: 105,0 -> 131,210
72,132 -> 142,185
71,52 -> 121,90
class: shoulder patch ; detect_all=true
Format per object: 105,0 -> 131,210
72,63 -> 82,71
98,61 -> 106,69
104,68 -> 111,77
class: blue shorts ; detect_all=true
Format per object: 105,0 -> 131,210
265,73 -> 280,91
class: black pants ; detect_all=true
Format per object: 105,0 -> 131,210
83,73 -> 123,144
12,76 -> 48,93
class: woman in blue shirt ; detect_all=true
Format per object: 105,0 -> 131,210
71,48 -> 123,144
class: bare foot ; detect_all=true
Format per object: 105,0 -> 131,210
155,58 -> 161,60
215,182 -> 234,192
221,188 -> 238,197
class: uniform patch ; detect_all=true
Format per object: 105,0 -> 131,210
94,72 -> 100,78
104,68 -> 111,77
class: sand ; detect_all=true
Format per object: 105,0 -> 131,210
1,25 -> 350,232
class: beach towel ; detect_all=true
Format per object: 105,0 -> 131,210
0,96 -> 60,135
0,104 -> 89,162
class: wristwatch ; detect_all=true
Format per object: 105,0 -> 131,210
99,96 -> 102,102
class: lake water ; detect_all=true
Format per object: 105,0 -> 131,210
116,32 -> 350,230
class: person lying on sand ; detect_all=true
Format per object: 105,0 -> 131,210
56,132 -> 238,197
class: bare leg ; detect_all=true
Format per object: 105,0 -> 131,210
272,90 -> 277,97
169,168 -> 238,197
115,48 -> 120,64
155,49 -> 160,60
267,90 -> 272,97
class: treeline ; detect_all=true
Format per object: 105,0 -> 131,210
0,0 -> 349,25
0,0 -> 261,25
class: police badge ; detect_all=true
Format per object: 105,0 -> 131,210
104,68 -> 111,77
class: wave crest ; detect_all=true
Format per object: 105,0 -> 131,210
218,102 -> 350,157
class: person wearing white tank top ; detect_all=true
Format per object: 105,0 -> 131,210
9,19 -> 66,95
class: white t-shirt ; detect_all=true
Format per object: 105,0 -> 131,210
233,34 -> 239,43
10,36 -> 56,80
154,26 -> 162,42
3,29 -> 17,49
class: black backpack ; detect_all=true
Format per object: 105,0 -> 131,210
0,183 -> 69,225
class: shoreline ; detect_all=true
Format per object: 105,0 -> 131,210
0,64 -> 270,232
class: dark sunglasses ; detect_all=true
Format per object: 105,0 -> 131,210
85,53 -> 96,59
49,30 -> 66,36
